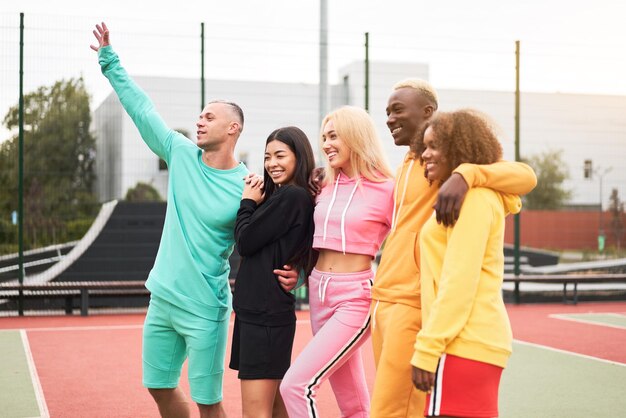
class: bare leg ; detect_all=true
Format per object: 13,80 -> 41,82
148,388 -> 190,418
197,401 -> 227,418
271,387 -> 288,418
241,379 -> 282,418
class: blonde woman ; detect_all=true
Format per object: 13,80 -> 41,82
280,106 -> 394,418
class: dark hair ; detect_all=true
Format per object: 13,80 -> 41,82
263,126 -> 317,275
414,109 -> 503,184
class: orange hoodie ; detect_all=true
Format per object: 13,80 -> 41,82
371,152 -> 537,308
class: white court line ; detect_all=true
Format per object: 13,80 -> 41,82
10,324 -> 144,332
514,339 -> 626,367
20,330 -> 50,418
2,319 -> 312,333
549,313 -> 626,330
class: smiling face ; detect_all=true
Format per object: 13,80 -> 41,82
421,126 -> 451,184
264,139 -> 297,186
386,87 -> 434,147
321,119 -> 353,176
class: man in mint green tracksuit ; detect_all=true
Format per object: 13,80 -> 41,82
91,22 -> 256,418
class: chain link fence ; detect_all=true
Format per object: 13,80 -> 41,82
1,12 -> 625,313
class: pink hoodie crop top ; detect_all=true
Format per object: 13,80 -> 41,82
312,172 -> 395,257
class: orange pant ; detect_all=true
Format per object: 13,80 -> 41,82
370,300 -> 425,418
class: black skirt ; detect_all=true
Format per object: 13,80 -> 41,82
229,316 -> 296,379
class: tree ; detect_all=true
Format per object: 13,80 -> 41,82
609,188 -> 624,250
125,182 -> 163,202
522,149 -> 572,209
1,78 -> 98,250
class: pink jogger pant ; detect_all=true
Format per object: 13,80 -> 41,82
280,268 -> 373,418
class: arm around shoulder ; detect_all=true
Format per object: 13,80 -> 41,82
454,161 -> 537,196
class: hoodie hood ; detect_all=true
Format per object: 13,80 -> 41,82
330,170 -> 362,185
501,192 -> 522,215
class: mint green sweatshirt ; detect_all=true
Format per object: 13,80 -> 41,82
98,46 -> 248,320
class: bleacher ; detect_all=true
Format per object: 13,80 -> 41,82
0,202 -> 164,314
0,242 -> 77,283
55,202 -> 164,283
0,201 -> 248,315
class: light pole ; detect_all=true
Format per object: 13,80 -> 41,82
598,167 -> 612,250
584,160 -> 612,252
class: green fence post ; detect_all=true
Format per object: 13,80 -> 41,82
18,12 -> 25,316
514,40 -> 521,277
200,22 -> 205,111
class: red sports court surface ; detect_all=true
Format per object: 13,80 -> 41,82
1,301 -> 625,417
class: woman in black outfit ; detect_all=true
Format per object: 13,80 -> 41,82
230,126 -> 316,418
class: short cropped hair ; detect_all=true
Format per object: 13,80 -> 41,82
393,78 -> 439,111
208,100 -> 244,132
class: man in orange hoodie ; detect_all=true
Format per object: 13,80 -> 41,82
369,79 -> 537,418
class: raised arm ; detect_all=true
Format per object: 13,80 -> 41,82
89,22 -> 110,52
90,22 -> 174,161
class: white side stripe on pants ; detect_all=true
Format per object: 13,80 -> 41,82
304,313 -> 371,418
428,353 -> 447,416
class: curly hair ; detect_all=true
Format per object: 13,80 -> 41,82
415,109 -> 503,182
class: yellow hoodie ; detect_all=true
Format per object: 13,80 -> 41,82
412,188 -> 522,371
372,152 -> 536,308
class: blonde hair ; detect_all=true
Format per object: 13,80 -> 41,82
320,106 -> 393,184
393,78 -> 439,110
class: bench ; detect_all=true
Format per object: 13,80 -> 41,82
503,273 -> 626,304
0,280 -> 239,316
504,256 -> 529,264
0,281 -> 148,316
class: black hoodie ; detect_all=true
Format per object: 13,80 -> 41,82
233,185 -> 314,326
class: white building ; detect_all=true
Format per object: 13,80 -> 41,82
93,62 -> 626,208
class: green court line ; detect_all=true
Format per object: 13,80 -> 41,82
552,313 -> 626,329
500,340 -> 626,417
0,330 -> 43,418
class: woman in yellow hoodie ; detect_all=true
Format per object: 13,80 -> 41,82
411,109 -> 521,418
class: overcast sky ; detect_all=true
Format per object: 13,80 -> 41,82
2,0 -> 625,136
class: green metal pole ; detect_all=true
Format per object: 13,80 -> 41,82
18,13 -> 25,315
514,40 -> 521,278
364,32 -> 369,112
201,22 -> 205,110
